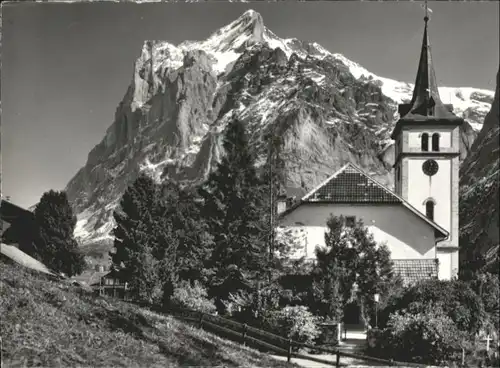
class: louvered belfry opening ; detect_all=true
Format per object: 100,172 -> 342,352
431,133 -> 440,151
421,133 -> 429,151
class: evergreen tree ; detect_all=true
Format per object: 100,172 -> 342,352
111,174 -> 179,304
33,190 -> 85,277
200,118 -> 267,269
199,117 -> 269,293
160,178 -> 214,282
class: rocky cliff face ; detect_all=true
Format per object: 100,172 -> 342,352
65,10 -> 494,248
460,67 -> 499,268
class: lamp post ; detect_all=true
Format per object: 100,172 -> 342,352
374,293 -> 380,329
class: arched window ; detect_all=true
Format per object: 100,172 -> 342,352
432,133 -> 440,152
425,200 -> 435,221
421,133 -> 429,152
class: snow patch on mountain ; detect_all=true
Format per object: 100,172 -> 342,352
68,9 -> 494,247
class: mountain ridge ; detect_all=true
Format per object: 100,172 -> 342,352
64,9 -> 494,249
459,66 -> 499,270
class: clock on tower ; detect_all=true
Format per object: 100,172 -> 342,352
390,13 -> 464,281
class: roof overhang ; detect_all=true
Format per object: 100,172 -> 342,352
401,201 -> 449,240
279,199 -> 449,240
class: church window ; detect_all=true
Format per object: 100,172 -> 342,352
345,216 -> 356,228
421,133 -> 429,151
425,201 -> 435,221
432,133 -> 440,152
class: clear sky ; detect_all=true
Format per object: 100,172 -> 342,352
2,1 -> 498,209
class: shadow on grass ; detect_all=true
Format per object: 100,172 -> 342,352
95,308 -> 153,339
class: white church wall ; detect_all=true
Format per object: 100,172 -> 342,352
279,203 -> 436,260
437,249 -> 453,280
407,159 -> 451,233
407,128 -> 453,149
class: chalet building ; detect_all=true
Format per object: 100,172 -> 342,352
1,199 -> 60,278
72,265 -> 130,300
91,268 -> 130,300
278,14 -> 462,285
1,199 -> 36,252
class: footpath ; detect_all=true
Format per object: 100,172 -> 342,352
271,327 -> 384,367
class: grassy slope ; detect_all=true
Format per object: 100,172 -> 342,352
0,261 -> 295,368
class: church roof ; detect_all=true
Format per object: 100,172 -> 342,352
393,259 -> 438,285
279,163 -> 448,239
391,15 -> 463,139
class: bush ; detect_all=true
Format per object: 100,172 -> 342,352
171,280 -> 216,314
266,306 -> 321,347
379,279 -> 484,334
381,305 -> 467,365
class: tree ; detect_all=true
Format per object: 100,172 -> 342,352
382,304 -> 468,365
379,279 -> 485,335
312,215 -> 396,328
351,220 -> 399,326
199,117 -> 269,291
159,179 -> 214,282
313,216 -> 356,323
32,190 -> 85,277
111,174 -> 179,304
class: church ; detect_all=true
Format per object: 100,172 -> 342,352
278,13 -> 462,284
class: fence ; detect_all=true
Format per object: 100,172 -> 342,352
167,306 -> 431,368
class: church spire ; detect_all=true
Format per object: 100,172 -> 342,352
397,7 -> 461,121
391,5 -> 462,139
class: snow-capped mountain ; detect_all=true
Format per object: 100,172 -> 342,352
65,10 -> 494,251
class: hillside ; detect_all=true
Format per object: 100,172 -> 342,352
460,67 -> 500,270
0,261 -> 296,367
64,9 -> 494,251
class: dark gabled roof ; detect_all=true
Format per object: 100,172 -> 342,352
393,259 -> 438,286
302,164 -> 400,203
279,163 -> 448,240
1,200 -> 34,224
391,16 -> 463,139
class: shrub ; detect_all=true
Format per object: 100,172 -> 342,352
381,305 -> 467,365
266,306 -> 321,347
171,280 -> 216,314
379,279 -> 484,334
221,284 -> 283,328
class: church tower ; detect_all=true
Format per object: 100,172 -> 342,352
391,12 -> 463,280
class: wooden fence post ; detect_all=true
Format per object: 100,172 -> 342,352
287,339 -> 292,363
199,312 -> 204,329
242,324 -> 248,346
